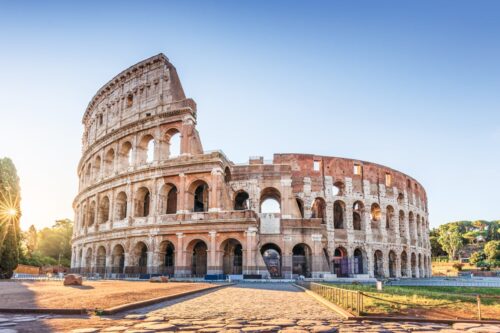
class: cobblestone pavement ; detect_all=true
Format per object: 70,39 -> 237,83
3,283 -> 500,333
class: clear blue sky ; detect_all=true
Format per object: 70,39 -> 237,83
0,1 -> 499,230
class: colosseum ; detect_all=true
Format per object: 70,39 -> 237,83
71,53 -> 431,280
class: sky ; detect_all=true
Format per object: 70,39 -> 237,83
0,1 -> 499,230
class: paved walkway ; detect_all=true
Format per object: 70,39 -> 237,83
4,283 -> 500,333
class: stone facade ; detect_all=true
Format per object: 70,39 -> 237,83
71,54 -> 431,279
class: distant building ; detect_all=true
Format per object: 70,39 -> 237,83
71,54 -> 431,279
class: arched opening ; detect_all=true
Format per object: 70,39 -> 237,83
418,253 -> 423,277
85,248 -> 92,272
104,148 -> 115,176
126,94 -> 133,107
234,191 -> 249,210
120,141 -> 133,169
411,252 -> 417,278
370,203 -> 381,229
224,167 -> 232,183
261,243 -> 282,278
96,246 -> 106,275
115,191 -> 127,220
260,187 -> 281,214
292,243 -> 312,277
374,250 -> 384,278
98,196 -> 110,224
409,212 -> 415,243
296,198 -> 304,218
94,156 -> 101,179
401,251 -> 408,277
353,201 -> 364,230
333,181 -> 345,196
399,210 -> 406,239
311,197 -> 326,223
221,239 -> 243,275
353,248 -> 365,274
188,180 -> 209,212
159,183 -> 177,214
389,250 -> 397,278
138,134 -> 155,164
334,200 -> 345,229
191,241 -> 208,277
78,249 -> 83,268
135,187 -> 150,217
85,164 -> 92,184
397,193 -> 404,206
163,128 -> 181,159
333,247 -> 349,277
159,241 -> 175,276
88,201 -> 96,226
111,245 -> 125,274
81,204 -> 87,229
134,242 -> 148,274
386,205 -> 394,230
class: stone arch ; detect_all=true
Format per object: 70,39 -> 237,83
334,200 -> 345,229
137,134 -> 155,164
88,200 -> 96,226
115,191 -> 128,220
311,197 -> 326,223
111,244 -> 125,274
373,249 -> 384,278
134,186 -> 151,217
159,240 -> 175,276
333,181 -> 345,196
186,239 -> 208,277
353,247 -> 367,275
399,210 -> 406,239
163,128 -> 181,159
409,211 -> 415,243
397,192 -> 404,206
386,205 -> 395,230
333,246 -> 349,277
260,187 -> 281,214
188,180 -> 210,212
98,195 -> 110,224
81,204 -> 87,229
132,241 -> 148,274
159,183 -> 178,214
220,238 -> 243,275
400,250 -> 408,277
96,246 -> 106,274
370,203 -> 381,229
85,247 -> 92,271
418,253 -> 423,277
260,243 -> 282,278
104,148 -> 115,176
292,243 -> 312,278
94,155 -> 101,179
388,250 -> 397,278
224,167 -> 232,183
234,190 -> 250,210
411,252 -> 417,278
353,201 -> 364,230
85,163 -> 92,184
119,141 -> 133,169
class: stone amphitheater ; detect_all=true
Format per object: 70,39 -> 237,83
71,53 -> 431,279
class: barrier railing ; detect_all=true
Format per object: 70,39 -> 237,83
298,281 -> 362,316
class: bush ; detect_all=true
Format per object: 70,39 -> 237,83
452,263 -> 464,271
484,241 -> 500,260
470,251 -> 486,266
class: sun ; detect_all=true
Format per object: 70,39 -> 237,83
7,208 -> 17,217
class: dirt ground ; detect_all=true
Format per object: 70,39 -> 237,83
0,280 -> 214,310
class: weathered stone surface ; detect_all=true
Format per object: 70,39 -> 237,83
63,274 -> 82,286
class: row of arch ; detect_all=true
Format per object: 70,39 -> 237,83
81,128 -> 181,187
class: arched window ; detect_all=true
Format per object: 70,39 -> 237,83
94,156 -> 101,179
138,135 -> 155,164
164,128 -> 181,159
127,94 -> 133,107
334,200 -> 345,229
333,181 -> 345,196
260,187 -> 281,214
135,187 -> 151,217
159,183 -> 177,214
311,198 -> 326,223
224,167 -> 232,183
85,164 -> 92,184
88,201 -> 96,226
98,196 -> 110,223
397,193 -> 404,206
234,191 -> 249,210
189,180 -> 209,212
104,149 -> 115,176
134,242 -> 148,274
111,244 -> 125,273
353,201 -> 364,230
386,205 -> 394,230
399,210 -> 406,238
120,141 -> 133,169
116,191 -> 128,220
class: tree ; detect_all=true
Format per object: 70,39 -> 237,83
469,251 -> 486,266
0,157 -> 22,279
429,228 -> 446,257
486,221 -> 500,241
484,241 -> 500,260
438,224 -> 464,260
37,219 -> 73,266
25,225 -> 37,257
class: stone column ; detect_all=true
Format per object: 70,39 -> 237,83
209,168 -> 222,212
208,231 -> 218,274
175,232 -> 185,276
280,178 -> 293,218
178,173 -> 188,213
282,236 -> 293,279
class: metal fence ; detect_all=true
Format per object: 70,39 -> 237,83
298,281 -> 363,316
